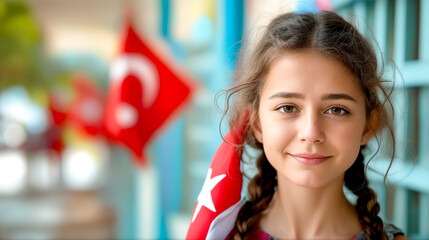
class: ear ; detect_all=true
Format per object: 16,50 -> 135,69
360,111 -> 378,145
252,118 -> 263,143
360,126 -> 374,145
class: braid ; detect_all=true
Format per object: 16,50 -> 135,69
344,149 -> 386,240
232,153 -> 277,240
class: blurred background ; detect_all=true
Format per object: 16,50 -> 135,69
0,0 -> 428,239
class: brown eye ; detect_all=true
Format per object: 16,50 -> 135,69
326,107 -> 348,115
331,107 -> 342,115
279,105 -> 297,113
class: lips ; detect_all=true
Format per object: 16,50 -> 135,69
290,153 -> 331,165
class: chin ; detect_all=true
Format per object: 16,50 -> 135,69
283,172 -> 339,189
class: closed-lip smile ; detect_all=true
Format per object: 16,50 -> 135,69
289,153 -> 331,165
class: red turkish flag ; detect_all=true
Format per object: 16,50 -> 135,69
186,121 -> 246,239
68,75 -> 105,137
49,91 -> 68,127
105,20 -> 194,165
46,91 -> 68,154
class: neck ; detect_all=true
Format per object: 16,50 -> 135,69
260,174 -> 361,239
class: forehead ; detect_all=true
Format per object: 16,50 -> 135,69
262,50 -> 364,101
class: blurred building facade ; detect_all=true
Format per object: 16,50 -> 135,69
0,0 -> 428,239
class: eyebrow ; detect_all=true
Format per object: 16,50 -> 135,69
268,92 -> 357,102
322,93 -> 357,102
268,92 -> 304,99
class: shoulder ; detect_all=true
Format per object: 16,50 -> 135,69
384,223 -> 408,240
394,234 -> 410,240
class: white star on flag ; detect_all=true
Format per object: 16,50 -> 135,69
186,119 -> 247,239
192,168 -> 226,222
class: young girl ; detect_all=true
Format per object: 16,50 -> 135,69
222,11 -> 408,240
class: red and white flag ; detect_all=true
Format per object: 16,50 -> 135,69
105,19 -> 194,165
68,75 -> 105,137
46,91 -> 68,154
186,122 -> 246,239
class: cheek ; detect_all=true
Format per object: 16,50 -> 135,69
260,116 -> 294,145
330,123 -> 365,154
259,119 -> 295,165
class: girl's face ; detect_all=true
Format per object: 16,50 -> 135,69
254,50 -> 373,188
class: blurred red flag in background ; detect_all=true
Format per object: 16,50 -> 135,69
46,91 -> 68,154
105,19 -> 195,166
68,75 -> 106,137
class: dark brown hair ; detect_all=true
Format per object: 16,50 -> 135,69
221,11 -> 395,240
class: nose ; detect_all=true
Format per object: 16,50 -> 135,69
298,111 -> 325,144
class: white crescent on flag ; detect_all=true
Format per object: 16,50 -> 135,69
110,53 -> 160,109
110,53 -> 160,128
